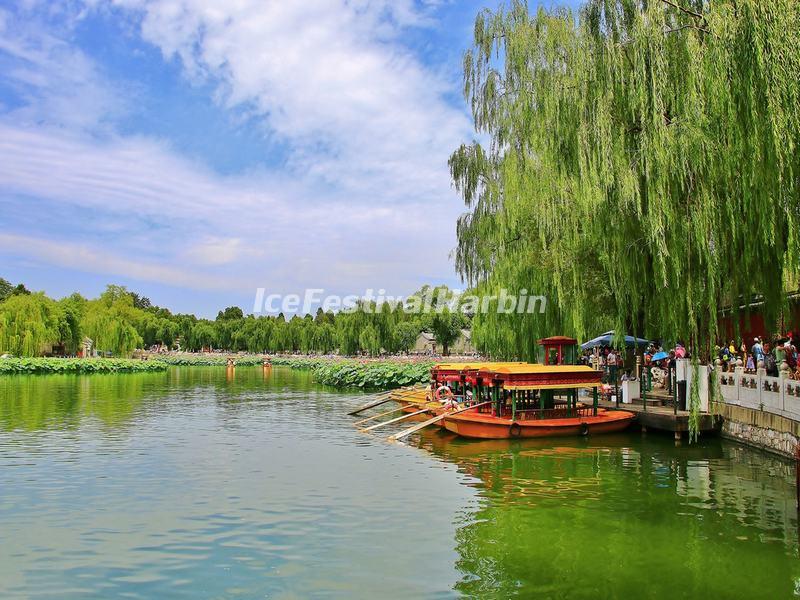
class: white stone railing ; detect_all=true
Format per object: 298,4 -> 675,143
716,368 -> 800,421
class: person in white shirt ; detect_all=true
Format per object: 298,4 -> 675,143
607,350 -> 618,382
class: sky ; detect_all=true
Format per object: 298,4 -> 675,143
0,0 -> 573,318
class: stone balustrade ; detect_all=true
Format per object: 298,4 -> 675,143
716,367 -> 800,422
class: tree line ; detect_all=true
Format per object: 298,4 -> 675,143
0,279 -> 470,357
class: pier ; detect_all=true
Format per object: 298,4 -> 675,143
598,391 -> 720,438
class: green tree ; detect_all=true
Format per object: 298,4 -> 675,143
129,292 -> 152,310
375,302 -> 396,352
191,322 -> 217,350
395,320 -> 421,353
0,293 -> 64,356
337,307 -> 367,356
81,286 -> 143,356
217,306 -> 244,321
450,0 -> 800,360
358,324 -> 381,356
58,293 -> 86,354
312,322 -> 337,353
429,307 -> 466,356
0,278 -> 13,302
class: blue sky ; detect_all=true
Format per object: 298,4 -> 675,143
0,0 -> 575,317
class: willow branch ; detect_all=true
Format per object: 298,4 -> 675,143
659,0 -> 705,21
664,24 -> 711,35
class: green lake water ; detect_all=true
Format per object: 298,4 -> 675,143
0,366 -> 798,599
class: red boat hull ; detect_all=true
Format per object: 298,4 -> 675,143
443,408 -> 635,439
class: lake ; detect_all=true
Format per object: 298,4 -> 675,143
0,366 -> 798,598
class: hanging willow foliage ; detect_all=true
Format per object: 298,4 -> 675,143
450,0 -> 800,360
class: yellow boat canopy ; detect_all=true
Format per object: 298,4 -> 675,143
503,382 -> 603,390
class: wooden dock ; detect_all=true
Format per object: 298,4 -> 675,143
598,394 -> 720,438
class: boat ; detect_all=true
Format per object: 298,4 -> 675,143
387,336 -> 633,440
390,361 -> 522,425
441,362 -> 635,439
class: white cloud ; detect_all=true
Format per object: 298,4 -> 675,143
0,233 -> 246,291
107,0 -> 470,204
0,5 -> 126,131
182,237 -> 245,266
0,123 -> 459,295
0,1 -> 472,303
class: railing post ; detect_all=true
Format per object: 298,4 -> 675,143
673,367 -> 678,415
512,389 -> 516,421
642,367 -> 648,412
592,385 -> 598,416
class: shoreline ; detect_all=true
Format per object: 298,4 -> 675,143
0,355 -> 475,388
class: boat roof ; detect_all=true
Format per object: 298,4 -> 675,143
479,363 -> 602,389
487,364 -> 595,374
432,361 -> 526,371
431,362 -> 602,389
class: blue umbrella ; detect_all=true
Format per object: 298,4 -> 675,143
651,351 -> 669,362
580,331 -> 652,350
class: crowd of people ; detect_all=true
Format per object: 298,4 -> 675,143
580,342 -> 687,384
581,335 -> 800,380
716,335 -> 799,378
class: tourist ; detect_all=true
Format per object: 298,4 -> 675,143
607,349 -> 618,383
719,343 -> 732,370
751,337 -> 765,364
666,350 -> 676,393
728,340 -> 738,360
785,341 -> 797,371
775,342 -> 786,367
765,348 -> 779,377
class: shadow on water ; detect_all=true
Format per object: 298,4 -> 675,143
412,429 -> 800,598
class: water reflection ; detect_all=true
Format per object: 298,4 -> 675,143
414,431 -> 800,598
0,372 -> 168,432
1,368 -> 798,598
0,367 -> 326,434
0,367 -> 469,599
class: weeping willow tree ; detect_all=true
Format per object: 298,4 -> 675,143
0,293 -> 65,356
81,289 -> 143,357
451,0 -> 800,360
